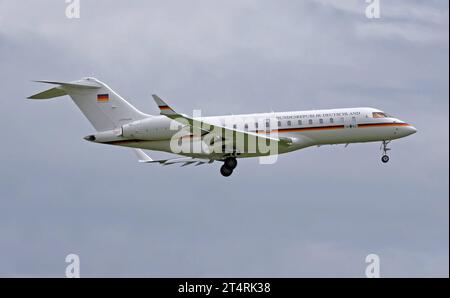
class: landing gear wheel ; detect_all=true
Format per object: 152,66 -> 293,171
224,157 -> 238,170
220,165 -> 233,177
380,141 -> 392,164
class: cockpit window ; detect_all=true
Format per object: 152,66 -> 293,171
372,112 -> 388,118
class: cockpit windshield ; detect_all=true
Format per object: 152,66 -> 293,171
372,112 -> 390,118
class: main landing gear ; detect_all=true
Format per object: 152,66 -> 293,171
381,140 -> 391,163
220,157 -> 238,177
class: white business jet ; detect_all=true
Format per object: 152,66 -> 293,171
29,78 -> 417,177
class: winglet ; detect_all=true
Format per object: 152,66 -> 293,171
132,149 -> 154,163
152,95 -> 177,116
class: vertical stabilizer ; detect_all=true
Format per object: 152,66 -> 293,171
29,77 -> 149,131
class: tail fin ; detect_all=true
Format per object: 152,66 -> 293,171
28,77 -> 148,131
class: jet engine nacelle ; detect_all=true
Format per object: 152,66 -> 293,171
121,117 -> 180,141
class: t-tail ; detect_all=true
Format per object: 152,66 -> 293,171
28,77 -> 148,131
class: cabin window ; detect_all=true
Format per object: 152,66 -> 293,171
287,120 -> 291,126
255,122 -> 259,129
244,123 -> 248,130
330,118 -> 334,124
308,119 -> 313,125
319,119 -> 324,124
298,120 -> 302,125
278,121 -> 282,127
266,121 -> 270,128
233,124 -> 237,129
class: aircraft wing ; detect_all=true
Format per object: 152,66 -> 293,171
151,95 -> 282,147
133,149 -> 213,167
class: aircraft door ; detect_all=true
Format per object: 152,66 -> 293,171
344,116 -> 358,129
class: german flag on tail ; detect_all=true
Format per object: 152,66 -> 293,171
97,94 -> 109,102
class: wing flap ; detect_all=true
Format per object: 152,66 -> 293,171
132,149 -> 213,167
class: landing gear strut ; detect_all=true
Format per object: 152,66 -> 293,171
381,140 -> 391,163
220,157 -> 238,177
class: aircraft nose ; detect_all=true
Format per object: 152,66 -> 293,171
405,125 -> 417,136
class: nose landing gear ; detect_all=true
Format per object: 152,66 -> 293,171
381,140 -> 391,163
220,157 -> 238,177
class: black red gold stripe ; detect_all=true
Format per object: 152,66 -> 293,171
101,122 -> 411,145
358,123 -> 411,128
97,94 -> 109,102
255,123 -> 410,134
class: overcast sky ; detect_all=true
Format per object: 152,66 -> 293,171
0,0 -> 448,277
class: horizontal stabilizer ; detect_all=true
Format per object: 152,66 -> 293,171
28,79 -> 102,100
33,80 -> 101,89
28,87 -> 67,100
